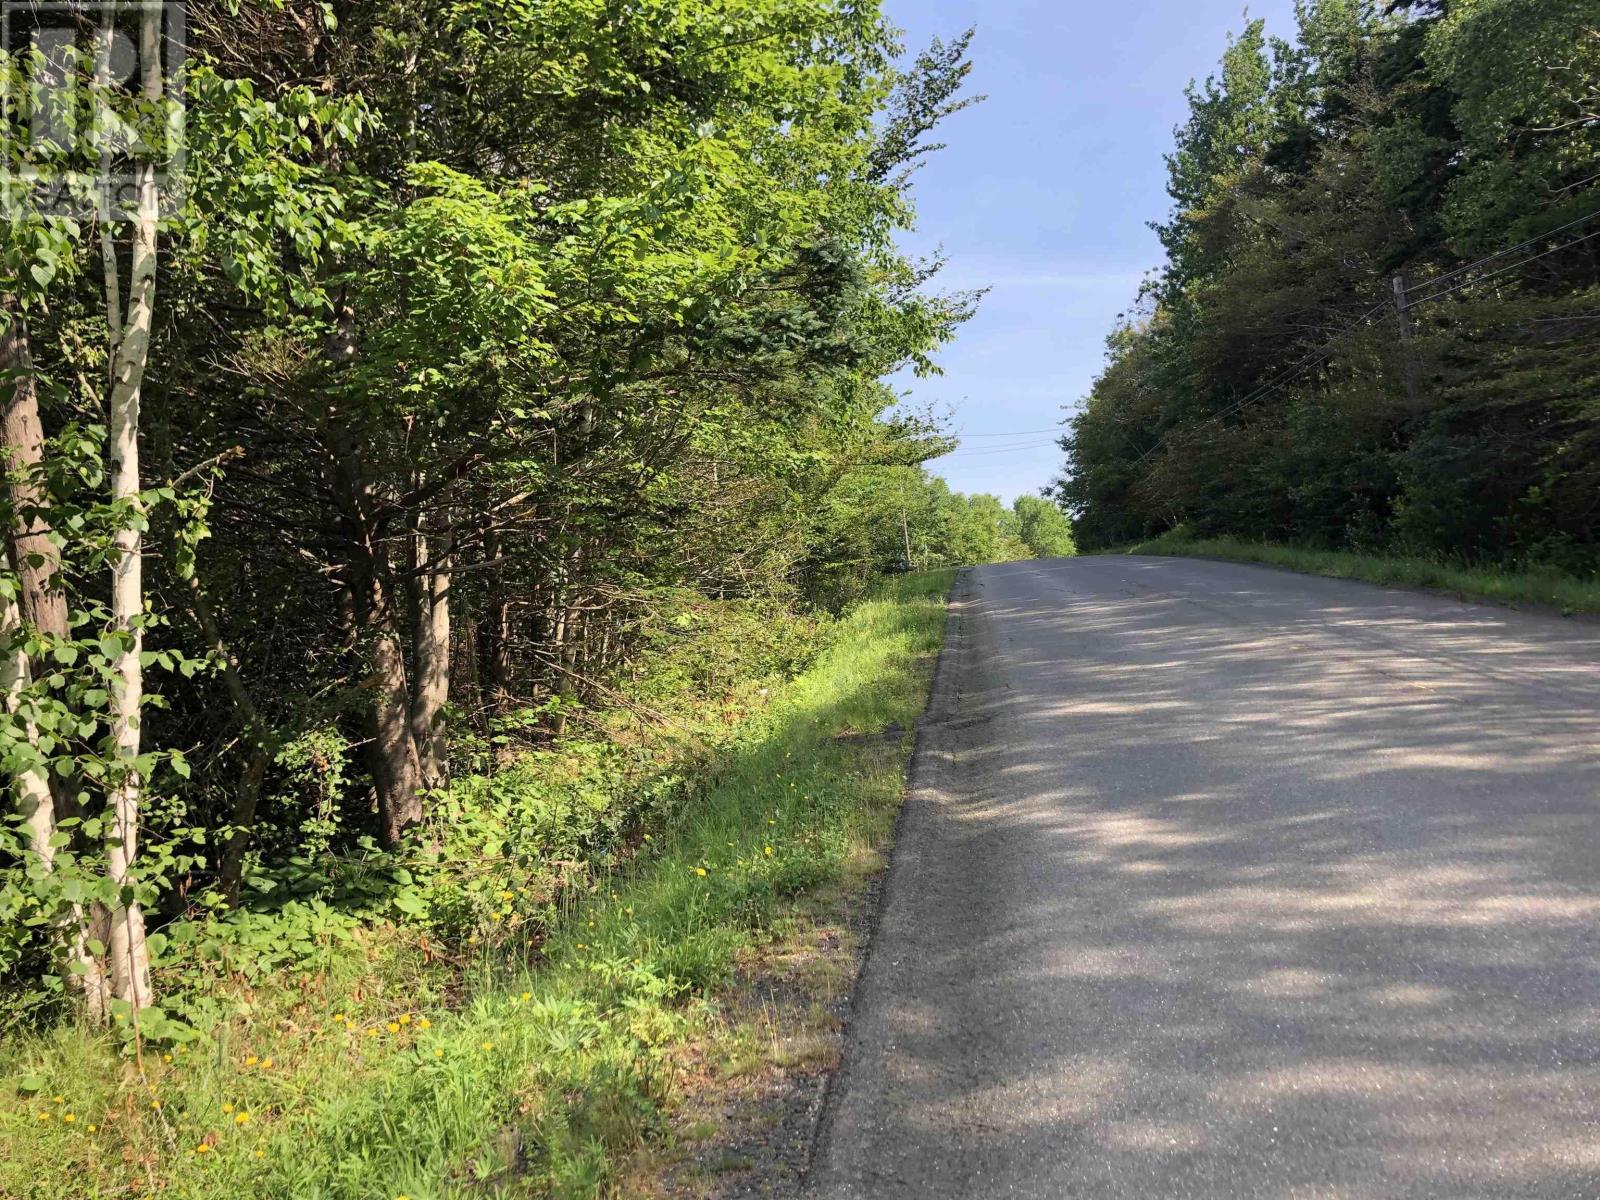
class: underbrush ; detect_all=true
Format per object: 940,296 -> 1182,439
0,571 -> 953,1199
1125,533 -> 1600,616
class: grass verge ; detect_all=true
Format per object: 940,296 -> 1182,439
1,570 -> 954,1200
1125,534 -> 1600,616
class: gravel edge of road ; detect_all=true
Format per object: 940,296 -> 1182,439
799,570 -> 972,1195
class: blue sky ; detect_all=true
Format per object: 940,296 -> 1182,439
884,0 -> 1301,502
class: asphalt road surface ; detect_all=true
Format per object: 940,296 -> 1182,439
807,556 -> 1600,1199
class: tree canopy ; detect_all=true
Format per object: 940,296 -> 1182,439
1056,0 -> 1600,574
0,0 -> 1031,1023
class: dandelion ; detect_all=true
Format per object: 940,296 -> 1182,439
162,1054 -> 172,1063
178,1045 -> 188,1055
261,1058 -> 273,1069
695,867 -> 707,877
366,1027 -> 379,1038
387,1022 -> 400,1034
223,1103 -> 235,1115
417,1017 -> 431,1030
150,1100 -> 162,1111
53,1095 -> 63,1104
490,912 -> 503,922
500,890 -> 514,900
764,846 -> 774,856
481,1040 -> 493,1051
36,1112 -> 50,1122
254,1149 -> 266,1159
62,1113 -> 75,1123
520,991 -> 531,1001
235,1112 -> 251,1126
398,1013 -> 411,1026
194,1143 -> 211,1155
332,1013 -> 344,1023
87,1124 -> 97,1133
434,1048 -> 444,1058
244,1055 -> 259,1066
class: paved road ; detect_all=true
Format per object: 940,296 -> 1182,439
808,556 -> 1600,1199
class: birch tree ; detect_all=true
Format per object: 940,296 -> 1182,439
96,0 -> 166,1012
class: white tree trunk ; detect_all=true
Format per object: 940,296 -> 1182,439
1,554 -> 110,1017
101,5 -> 162,1012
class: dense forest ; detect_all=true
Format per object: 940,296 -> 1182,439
1056,0 -> 1600,573
0,0 -> 1057,1040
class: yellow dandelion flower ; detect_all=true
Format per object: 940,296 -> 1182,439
253,1149 -> 265,1159
481,1040 -> 494,1051
261,1058 -> 273,1069
150,1100 -> 161,1111
398,1014 -> 411,1026
63,1113 -> 76,1123
223,1103 -> 235,1114
53,1095 -> 63,1104
366,1027 -> 379,1038
520,991 -> 531,1001
695,867 -> 707,877
162,1053 -> 172,1063
37,1112 -> 51,1122
332,1013 -> 344,1023
434,1048 -> 444,1058
764,846 -> 774,856
489,912 -> 503,922
500,890 -> 514,900
194,1143 -> 211,1155
387,1022 -> 400,1034
244,1055 -> 259,1066
87,1124 -> 97,1133
417,1017 -> 431,1030
235,1112 -> 250,1126
178,1045 -> 188,1055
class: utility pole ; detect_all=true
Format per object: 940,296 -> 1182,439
1393,274 -> 1420,407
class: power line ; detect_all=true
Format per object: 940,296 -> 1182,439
1402,227 -> 1600,308
1135,218 -> 1600,474
949,426 -> 1066,438
935,440 -> 1062,459
1131,298 -> 1392,469
1402,204 -> 1600,298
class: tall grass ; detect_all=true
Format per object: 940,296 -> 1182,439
0,571 -> 954,1200
1126,534 -> 1600,616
